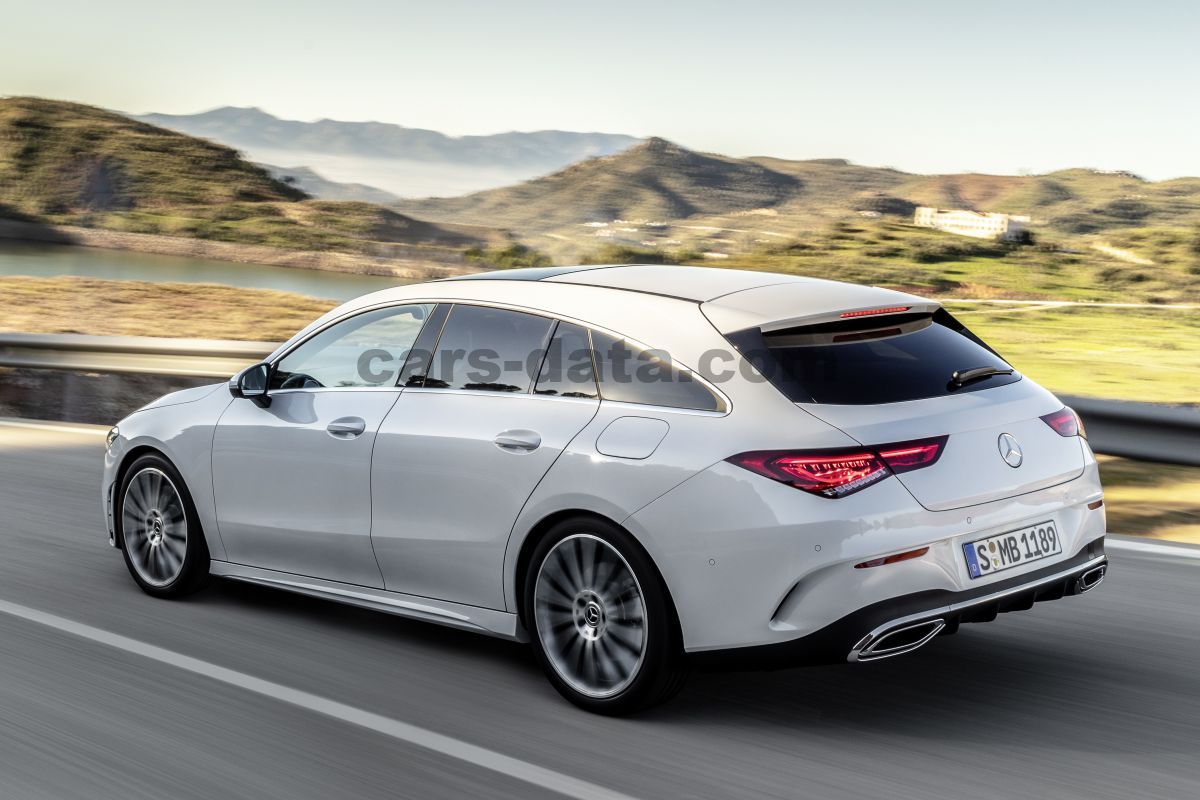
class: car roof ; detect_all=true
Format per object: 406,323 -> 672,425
442,263 -> 806,302
441,264 -> 936,331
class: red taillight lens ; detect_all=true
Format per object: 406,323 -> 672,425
1041,407 -> 1085,439
727,436 -> 948,499
727,450 -> 889,498
877,436 -> 949,473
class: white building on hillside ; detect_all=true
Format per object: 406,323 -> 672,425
913,207 -> 1030,241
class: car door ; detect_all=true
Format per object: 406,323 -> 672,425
211,303 -> 435,587
371,306 -> 600,609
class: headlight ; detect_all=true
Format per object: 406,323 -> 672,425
106,426 -> 120,450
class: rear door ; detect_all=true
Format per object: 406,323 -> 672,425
370,307 -> 599,609
721,307 -> 1085,511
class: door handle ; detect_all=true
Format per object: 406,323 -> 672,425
493,429 -> 541,453
327,417 -> 367,439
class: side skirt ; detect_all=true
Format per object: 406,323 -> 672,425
209,561 -> 525,642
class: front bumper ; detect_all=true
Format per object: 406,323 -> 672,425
692,540 -> 1107,669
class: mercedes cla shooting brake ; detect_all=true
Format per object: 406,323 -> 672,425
102,265 -> 1107,714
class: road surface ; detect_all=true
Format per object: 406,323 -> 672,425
0,421 -> 1197,799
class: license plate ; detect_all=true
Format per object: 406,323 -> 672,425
962,520 -> 1061,579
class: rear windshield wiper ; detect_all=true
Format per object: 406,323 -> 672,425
950,366 -> 1014,387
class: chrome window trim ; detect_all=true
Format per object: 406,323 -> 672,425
267,386 -> 404,396
596,399 -> 728,418
402,387 -> 601,404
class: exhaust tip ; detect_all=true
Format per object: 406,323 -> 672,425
1074,564 -> 1107,594
849,619 -> 945,662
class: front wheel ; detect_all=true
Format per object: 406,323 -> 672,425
117,454 -> 210,598
525,518 -> 687,715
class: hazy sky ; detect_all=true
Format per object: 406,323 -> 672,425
5,0 -> 1197,178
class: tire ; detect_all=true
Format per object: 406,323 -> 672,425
116,453 -> 210,598
524,516 -> 688,715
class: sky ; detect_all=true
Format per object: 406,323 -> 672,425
4,0 -> 1198,178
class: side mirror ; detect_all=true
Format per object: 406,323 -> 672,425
231,362 -> 272,406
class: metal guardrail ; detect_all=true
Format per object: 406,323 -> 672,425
1063,395 -> 1200,467
0,334 -> 1196,465
0,333 -> 273,379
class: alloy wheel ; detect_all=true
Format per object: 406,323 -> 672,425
533,533 -> 648,699
121,467 -> 188,588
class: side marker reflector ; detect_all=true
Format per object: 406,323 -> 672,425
854,547 -> 930,569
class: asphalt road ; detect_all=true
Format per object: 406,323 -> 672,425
1,421 -> 1198,800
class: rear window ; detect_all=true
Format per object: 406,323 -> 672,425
725,309 -> 1020,405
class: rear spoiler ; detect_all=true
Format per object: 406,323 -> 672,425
700,281 -> 938,334
758,301 -> 941,333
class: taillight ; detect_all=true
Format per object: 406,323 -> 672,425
1041,407 -> 1086,439
727,436 -> 948,498
877,436 -> 949,473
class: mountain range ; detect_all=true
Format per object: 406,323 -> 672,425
135,107 -> 641,197
261,164 -> 402,205
5,96 -> 1200,293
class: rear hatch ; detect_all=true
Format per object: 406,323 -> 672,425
708,289 -> 1085,512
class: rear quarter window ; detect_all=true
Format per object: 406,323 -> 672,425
591,331 -> 725,412
725,309 -> 1020,405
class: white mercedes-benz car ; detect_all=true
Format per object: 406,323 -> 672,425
102,265 -> 1107,714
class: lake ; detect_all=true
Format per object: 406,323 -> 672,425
0,241 -> 404,300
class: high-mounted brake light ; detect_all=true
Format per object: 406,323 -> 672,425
1040,407 -> 1086,439
727,436 -> 948,498
839,306 -> 912,319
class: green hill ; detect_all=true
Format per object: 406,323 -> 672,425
0,98 -> 499,255
396,137 -> 804,230
0,97 -> 306,213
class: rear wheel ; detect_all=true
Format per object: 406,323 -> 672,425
525,517 -> 687,714
117,454 -> 209,597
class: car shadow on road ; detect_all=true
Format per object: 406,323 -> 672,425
201,576 -> 534,664
654,623 -> 1198,756
194,576 -> 1198,757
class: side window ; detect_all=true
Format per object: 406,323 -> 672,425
272,304 -> 434,389
534,322 -> 598,399
425,305 -> 555,393
591,330 -> 724,412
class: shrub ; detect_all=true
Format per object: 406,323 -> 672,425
464,244 -> 552,269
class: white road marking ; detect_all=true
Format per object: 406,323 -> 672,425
0,598 -> 639,800
0,418 -> 108,436
1107,536 -> 1200,561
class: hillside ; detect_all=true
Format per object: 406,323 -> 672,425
393,135 -> 1200,286
0,97 -> 306,214
135,107 -> 642,197
0,98 -> 502,258
396,137 -> 804,230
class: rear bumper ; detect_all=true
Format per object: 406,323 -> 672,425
692,539 -> 1107,669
